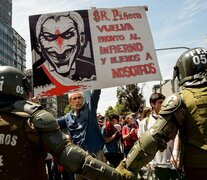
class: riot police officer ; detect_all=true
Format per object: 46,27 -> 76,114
117,47 -> 207,180
0,66 -> 133,180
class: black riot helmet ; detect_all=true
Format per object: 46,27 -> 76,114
0,66 -> 31,100
173,47 -> 207,87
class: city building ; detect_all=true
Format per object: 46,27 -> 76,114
0,0 -> 26,71
0,20 -> 13,67
13,29 -> 26,71
46,95 -> 69,118
0,0 -> 12,26
153,79 -> 180,97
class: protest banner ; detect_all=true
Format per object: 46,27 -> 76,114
29,6 -> 162,97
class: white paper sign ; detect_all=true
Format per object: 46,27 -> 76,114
29,6 -> 162,97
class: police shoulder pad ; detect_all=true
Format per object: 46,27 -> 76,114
159,93 -> 182,115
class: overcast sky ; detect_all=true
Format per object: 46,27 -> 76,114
12,0 -> 207,115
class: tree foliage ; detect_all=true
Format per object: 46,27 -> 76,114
104,106 -> 115,117
64,104 -> 71,114
117,84 -> 144,113
104,102 -> 125,117
113,103 -> 125,115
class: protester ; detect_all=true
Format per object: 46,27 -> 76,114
117,47 -> 207,180
0,66 -> 133,180
51,157 -> 64,180
114,115 -> 125,156
139,93 -> 179,179
137,107 -> 151,138
140,107 -> 151,121
101,113 -> 124,167
57,90 -> 109,180
45,153 -> 53,180
122,114 -> 139,157
130,113 -> 139,126
138,93 -> 165,138
135,113 -> 142,127
97,113 -> 104,129
119,114 -> 126,126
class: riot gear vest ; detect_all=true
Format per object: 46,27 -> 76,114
0,112 -> 48,180
181,86 -> 207,167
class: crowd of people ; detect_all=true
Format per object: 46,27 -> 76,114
37,47 -> 207,180
0,47 -> 207,180
46,89 -> 141,179
44,90 -> 181,180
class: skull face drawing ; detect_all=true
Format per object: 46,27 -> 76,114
37,12 -> 85,76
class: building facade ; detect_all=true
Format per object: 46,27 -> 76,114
0,20 -> 13,67
153,79 -> 180,97
0,0 -> 26,71
0,0 -> 12,26
13,29 -> 26,71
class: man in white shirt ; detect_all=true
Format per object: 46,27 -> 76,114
139,93 -> 179,180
